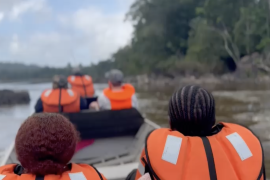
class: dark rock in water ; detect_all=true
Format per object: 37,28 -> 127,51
0,90 -> 30,106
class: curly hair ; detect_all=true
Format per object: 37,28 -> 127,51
15,113 -> 79,175
169,85 -> 215,136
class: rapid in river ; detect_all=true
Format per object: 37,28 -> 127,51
1,82 -> 270,176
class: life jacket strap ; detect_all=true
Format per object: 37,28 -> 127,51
91,166 -> 104,180
142,157 -> 155,180
200,137 -> 217,180
58,88 -> 63,113
80,76 -> 87,98
35,176 -> 44,180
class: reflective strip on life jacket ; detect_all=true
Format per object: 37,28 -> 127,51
44,89 -> 52,97
103,84 -> 135,110
0,175 -> 5,180
41,89 -> 80,113
68,75 -> 95,97
142,123 -> 264,180
68,172 -> 86,180
0,163 -> 105,180
138,161 -> 145,176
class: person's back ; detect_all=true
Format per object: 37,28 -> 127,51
35,75 -> 88,113
134,85 -> 265,180
67,67 -> 95,98
97,69 -> 138,110
0,113 -> 106,180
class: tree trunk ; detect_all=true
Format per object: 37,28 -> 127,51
207,25 -> 240,63
246,19 -> 250,54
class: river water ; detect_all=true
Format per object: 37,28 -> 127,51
1,82 -> 270,176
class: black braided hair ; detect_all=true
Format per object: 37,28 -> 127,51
169,85 -> 215,136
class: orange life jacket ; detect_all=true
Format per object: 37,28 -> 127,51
41,89 -> 80,113
135,122 -> 265,180
68,75 -> 95,97
103,84 -> 135,110
0,163 -> 106,180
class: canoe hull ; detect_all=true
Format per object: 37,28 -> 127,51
0,109 -> 159,180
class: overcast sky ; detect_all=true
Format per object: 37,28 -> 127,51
0,0 -> 135,67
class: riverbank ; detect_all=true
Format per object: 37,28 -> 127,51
126,52 -> 270,90
128,73 -> 270,92
2,74 -> 270,92
0,78 -> 51,84
1,71 -> 270,92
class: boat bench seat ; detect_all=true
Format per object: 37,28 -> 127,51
63,108 -> 144,140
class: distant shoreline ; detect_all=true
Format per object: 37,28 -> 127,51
0,79 -> 51,84
1,74 -> 270,92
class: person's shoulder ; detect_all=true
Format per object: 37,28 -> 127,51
71,90 -> 80,98
0,164 -> 17,173
41,89 -> 52,95
131,94 -> 138,108
98,92 -> 111,110
124,84 -> 136,92
73,164 -> 107,179
75,163 -> 94,169
132,93 -> 138,99
97,91 -> 106,101
98,92 -> 109,103
148,128 -> 172,138
40,89 -> 54,101
35,97 -> 44,113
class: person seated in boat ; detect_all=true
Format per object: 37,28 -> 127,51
0,113 -> 106,180
67,67 -> 95,98
35,75 -> 88,113
90,69 -> 138,110
133,85 -> 265,180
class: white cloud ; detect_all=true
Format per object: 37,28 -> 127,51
0,0 -> 50,21
67,6 -> 133,62
0,0 -> 22,11
10,34 -> 19,53
5,32 -> 75,66
0,12 -> 4,22
0,0 -> 136,67
9,0 -> 49,20
116,0 -> 136,10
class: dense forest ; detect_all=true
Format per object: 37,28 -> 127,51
0,63 -> 72,82
90,0 -> 270,77
0,62 -> 108,82
2,0 -> 270,81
